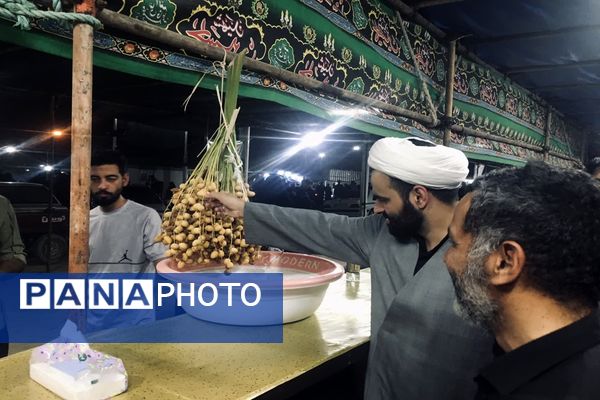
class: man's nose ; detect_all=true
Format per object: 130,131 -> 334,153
98,179 -> 109,189
373,204 -> 384,214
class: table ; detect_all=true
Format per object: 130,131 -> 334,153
0,269 -> 371,399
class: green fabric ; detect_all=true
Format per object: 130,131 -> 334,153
0,0 -> 582,167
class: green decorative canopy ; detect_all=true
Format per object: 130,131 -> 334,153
0,0 -> 583,167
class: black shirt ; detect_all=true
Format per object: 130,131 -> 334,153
475,309 -> 600,399
414,235 -> 448,275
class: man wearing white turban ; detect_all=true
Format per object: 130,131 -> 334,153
208,137 -> 493,400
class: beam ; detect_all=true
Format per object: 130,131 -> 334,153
549,150 -> 582,166
470,25 -> 600,45
507,59 -> 600,75
413,0 -> 464,10
451,123 -> 580,165
451,124 -> 543,152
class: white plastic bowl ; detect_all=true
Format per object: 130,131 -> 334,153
156,251 -> 344,325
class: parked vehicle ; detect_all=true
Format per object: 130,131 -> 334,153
0,182 -> 69,263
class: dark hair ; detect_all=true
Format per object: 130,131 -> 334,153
91,151 -> 128,175
465,161 -> 600,308
407,137 -> 436,147
388,177 -> 459,205
586,157 -> 600,175
458,181 -> 474,199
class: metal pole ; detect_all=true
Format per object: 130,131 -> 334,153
46,136 -> 54,272
47,96 -> 56,272
359,142 -> 368,216
443,40 -> 457,146
69,0 -> 95,274
182,130 -> 188,180
244,126 -> 250,183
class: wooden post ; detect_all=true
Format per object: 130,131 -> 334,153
443,40 -> 456,146
69,0 -> 96,273
543,107 -> 552,162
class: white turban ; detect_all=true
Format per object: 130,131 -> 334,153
368,137 -> 468,189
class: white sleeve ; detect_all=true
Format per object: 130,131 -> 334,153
143,209 -> 167,263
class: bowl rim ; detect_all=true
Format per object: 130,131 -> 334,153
156,251 -> 345,289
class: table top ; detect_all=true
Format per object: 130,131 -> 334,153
0,270 -> 371,399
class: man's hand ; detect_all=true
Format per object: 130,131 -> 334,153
205,192 -> 246,218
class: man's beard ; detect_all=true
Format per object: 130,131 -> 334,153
92,188 -> 122,207
384,201 -> 424,243
448,250 -> 501,331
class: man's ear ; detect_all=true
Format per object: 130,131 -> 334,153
412,185 -> 430,209
487,240 -> 526,286
122,172 -> 130,187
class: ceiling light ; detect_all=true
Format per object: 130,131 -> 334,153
352,145 -> 361,151
328,108 -> 369,117
318,153 -> 326,158
300,131 -> 325,148
5,146 -> 17,153
290,174 -> 304,183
